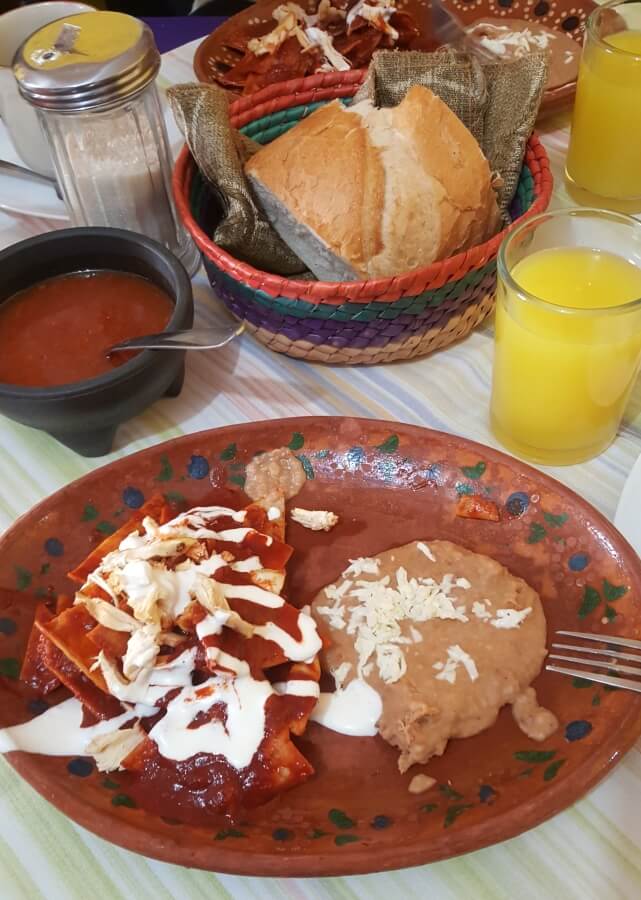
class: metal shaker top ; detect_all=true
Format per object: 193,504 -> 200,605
13,11 -> 160,112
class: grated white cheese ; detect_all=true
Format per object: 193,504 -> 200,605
290,507 -> 339,531
490,607 -> 532,629
316,579 -> 352,629
433,645 -> 479,685
315,605 -> 346,630
472,600 -> 492,621
343,557 -> 380,578
325,580 -> 352,604
376,643 -> 407,683
416,541 -> 436,562
316,564 -> 471,684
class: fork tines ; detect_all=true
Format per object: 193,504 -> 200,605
546,630 -> 641,694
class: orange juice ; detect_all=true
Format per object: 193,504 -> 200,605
567,29 -> 641,200
490,247 -> 641,465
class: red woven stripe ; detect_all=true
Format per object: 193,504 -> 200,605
230,69 -> 365,125
173,71 -> 554,306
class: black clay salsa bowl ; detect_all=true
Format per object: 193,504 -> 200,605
0,228 -> 193,457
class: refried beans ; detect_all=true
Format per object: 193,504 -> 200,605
312,539 -> 558,772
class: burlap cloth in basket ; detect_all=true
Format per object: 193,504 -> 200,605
354,48 -> 549,214
168,83 -> 306,275
167,49 -> 548,277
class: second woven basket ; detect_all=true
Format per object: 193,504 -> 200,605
173,70 -> 553,365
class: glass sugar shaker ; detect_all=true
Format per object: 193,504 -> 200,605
13,11 -> 199,274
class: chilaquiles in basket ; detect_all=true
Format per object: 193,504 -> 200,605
19,491 -> 324,823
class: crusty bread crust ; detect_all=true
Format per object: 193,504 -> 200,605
245,86 -> 500,281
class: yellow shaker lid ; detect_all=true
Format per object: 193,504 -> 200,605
13,11 -> 159,111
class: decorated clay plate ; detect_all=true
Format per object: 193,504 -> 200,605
193,0 -> 597,118
1,417 -> 640,876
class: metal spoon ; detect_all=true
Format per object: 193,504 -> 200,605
0,159 -> 64,200
108,321 -> 245,353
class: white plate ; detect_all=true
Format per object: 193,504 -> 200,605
0,119 -> 68,220
614,452 -> 641,556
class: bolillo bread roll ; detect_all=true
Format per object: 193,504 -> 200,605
245,85 -> 502,282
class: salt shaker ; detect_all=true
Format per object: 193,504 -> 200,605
13,11 -> 199,274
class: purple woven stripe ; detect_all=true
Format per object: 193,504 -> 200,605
208,270 -> 497,348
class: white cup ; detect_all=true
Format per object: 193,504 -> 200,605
0,2 -> 93,177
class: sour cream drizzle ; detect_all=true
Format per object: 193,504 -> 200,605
273,680 -> 321,698
0,698 -> 134,756
149,674 -> 273,768
255,614 -> 322,661
311,679 -> 383,737
0,503 -> 324,772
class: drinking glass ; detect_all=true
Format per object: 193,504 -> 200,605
490,209 -> 641,466
566,0 -> 641,203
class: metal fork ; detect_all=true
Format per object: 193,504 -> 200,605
546,630 -> 641,693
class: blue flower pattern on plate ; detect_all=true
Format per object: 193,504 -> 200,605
565,720 -> 592,742
569,553 -> 590,572
505,492 -> 529,517
123,487 -> 145,509
0,617 -> 17,636
44,538 -> 64,557
187,455 -> 209,479
67,758 -> 94,777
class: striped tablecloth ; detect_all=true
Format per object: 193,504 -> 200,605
1,37 -> 641,900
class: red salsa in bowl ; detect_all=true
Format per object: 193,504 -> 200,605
0,270 -> 174,388
0,226 -> 193,456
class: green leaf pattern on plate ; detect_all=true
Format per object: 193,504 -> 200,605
376,435 -> 399,454
288,432 -> 304,451
527,523 -> 547,544
329,809 -> 355,830
461,462 -> 486,480
155,454 -> 173,482
220,443 -> 237,461
14,566 -> 31,591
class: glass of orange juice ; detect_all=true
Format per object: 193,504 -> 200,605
566,0 -> 641,203
490,209 -> 641,465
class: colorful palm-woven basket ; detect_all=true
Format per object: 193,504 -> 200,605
173,70 -> 553,364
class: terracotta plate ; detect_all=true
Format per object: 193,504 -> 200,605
193,0 -> 597,118
1,417 -> 640,876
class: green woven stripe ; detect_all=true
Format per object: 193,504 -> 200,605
212,259 -> 496,322
241,98 -> 351,144
514,165 -> 534,211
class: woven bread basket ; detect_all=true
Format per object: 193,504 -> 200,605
173,70 -> 553,365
